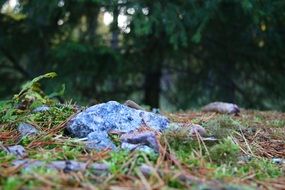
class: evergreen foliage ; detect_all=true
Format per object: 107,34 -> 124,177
1,0 -> 285,110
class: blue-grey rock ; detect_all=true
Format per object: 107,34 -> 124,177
18,123 -> 38,137
6,145 -> 27,158
33,105 -> 50,112
86,132 -> 117,151
66,101 -> 169,139
66,101 -> 169,151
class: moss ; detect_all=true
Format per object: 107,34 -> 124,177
202,115 -> 245,139
209,137 -> 240,164
2,176 -> 23,190
210,158 -> 282,180
28,105 -> 75,129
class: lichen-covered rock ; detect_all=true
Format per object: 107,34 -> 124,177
66,101 -> 169,138
66,101 -> 169,151
18,123 -> 38,137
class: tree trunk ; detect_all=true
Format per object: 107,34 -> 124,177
111,5 -> 119,49
144,69 -> 161,108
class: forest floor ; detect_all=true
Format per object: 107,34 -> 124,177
0,74 -> 284,190
1,103 -> 284,190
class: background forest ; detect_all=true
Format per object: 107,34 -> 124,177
1,0 -> 285,111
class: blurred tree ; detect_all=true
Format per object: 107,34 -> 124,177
0,0 -> 285,111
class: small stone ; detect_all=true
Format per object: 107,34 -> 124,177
202,102 -> 240,114
6,145 -> 27,158
12,159 -> 110,174
90,163 -> 109,171
120,131 -> 160,152
124,100 -> 145,110
48,160 -> 87,172
32,105 -> 50,112
139,164 -> 156,176
200,137 -> 218,141
272,158 -> 285,165
121,143 -> 156,153
12,159 -> 43,171
18,123 -> 38,137
190,124 -> 207,137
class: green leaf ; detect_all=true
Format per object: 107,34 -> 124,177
14,72 -> 57,101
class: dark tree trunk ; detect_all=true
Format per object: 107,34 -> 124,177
144,69 -> 161,108
142,32 -> 164,108
111,6 -> 119,49
86,3 -> 99,44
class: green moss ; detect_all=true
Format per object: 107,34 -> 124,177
28,105 -> 75,129
30,141 -> 85,161
211,158 -> 282,180
209,137 -> 240,164
166,177 -> 185,189
2,176 -> 23,190
19,136 -> 33,146
106,150 -> 130,174
203,115 -> 245,139
244,159 -> 282,179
